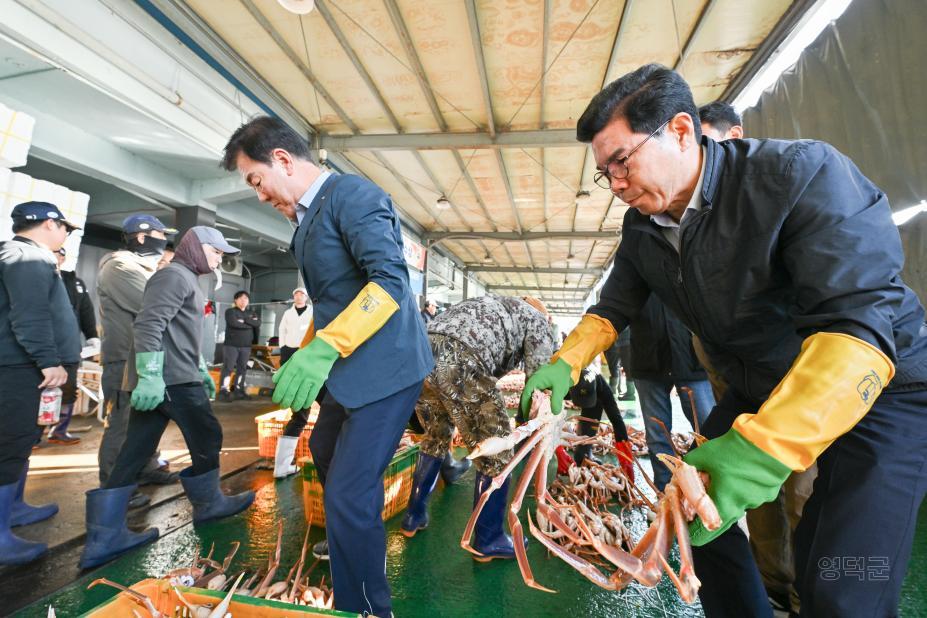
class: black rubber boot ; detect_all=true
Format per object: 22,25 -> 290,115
79,485 -> 158,569
440,451 -> 472,485
10,461 -> 58,527
179,467 -> 255,523
0,481 -> 47,565
400,453 -> 442,537
472,473 -> 525,561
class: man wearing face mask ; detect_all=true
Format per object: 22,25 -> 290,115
96,215 -> 179,507
80,226 -> 255,568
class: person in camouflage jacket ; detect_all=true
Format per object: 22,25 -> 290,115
401,295 -> 554,563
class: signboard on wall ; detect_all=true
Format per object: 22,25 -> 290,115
407,267 -> 424,295
402,232 -> 426,271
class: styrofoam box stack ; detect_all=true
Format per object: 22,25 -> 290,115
0,102 -> 35,169
0,170 -> 89,270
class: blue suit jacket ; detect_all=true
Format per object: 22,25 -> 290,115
290,174 -> 434,409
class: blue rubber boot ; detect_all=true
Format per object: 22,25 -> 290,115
0,481 -> 47,565
11,461 -> 58,527
472,473 -> 525,561
79,485 -> 158,569
179,467 -> 254,523
440,451 -> 472,485
400,453 -> 443,537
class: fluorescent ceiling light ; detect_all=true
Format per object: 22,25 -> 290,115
892,201 -> 927,226
277,0 -> 315,14
732,0 -> 853,112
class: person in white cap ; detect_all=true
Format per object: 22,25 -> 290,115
272,287 -> 314,478
277,287 -> 312,366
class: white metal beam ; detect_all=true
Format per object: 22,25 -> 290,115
319,129 -> 578,151
5,93 -> 193,204
467,266 -> 602,275
191,176 -> 254,204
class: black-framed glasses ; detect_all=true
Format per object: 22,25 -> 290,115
593,119 -> 671,189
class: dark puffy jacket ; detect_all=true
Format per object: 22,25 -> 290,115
61,270 -> 97,340
628,296 -> 706,382
224,306 -> 260,347
0,237 -> 80,368
589,137 -> 927,409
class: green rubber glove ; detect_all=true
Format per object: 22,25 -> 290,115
520,358 -> 574,416
198,356 -> 216,400
131,351 -> 166,411
683,429 -> 791,546
272,337 -> 339,411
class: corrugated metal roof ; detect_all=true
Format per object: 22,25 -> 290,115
176,0 -> 797,310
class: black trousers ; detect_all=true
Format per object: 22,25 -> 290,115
219,345 -> 251,390
0,366 -> 45,484
693,385 -> 927,617
282,385 -> 335,438
104,383 -> 223,489
577,374 -> 630,441
307,392 -> 349,487
279,345 -> 298,366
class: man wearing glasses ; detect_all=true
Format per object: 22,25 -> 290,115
524,64 -> 927,616
0,202 -> 80,565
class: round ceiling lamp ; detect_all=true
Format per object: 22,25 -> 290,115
277,0 -> 315,15
575,190 -> 591,207
435,195 -> 452,210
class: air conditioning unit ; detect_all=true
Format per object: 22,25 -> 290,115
220,254 -> 243,276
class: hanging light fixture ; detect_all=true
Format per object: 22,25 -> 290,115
277,0 -> 315,15
481,252 -> 493,263
435,195 -> 452,210
575,190 -> 591,207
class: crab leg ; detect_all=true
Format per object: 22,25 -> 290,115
460,424 -> 547,555
467,415 -> 545,459
87,579 -> 161,618
498,442 -> 555,591
528,512 -> 629,591
255,520 -> 284,597
571,508 -> 644,579
637,500 -> 674,586
665,484 -> 701,603
287,525 -> 312,602
657,454 -> 720,530
208,572 -> 245,617
536,499 -> 587,546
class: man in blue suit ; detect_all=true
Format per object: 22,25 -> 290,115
223,117 -> 433,617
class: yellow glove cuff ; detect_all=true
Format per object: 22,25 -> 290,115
552,313 -> 617,383
315,282 -> 399,357
733,332 -> 894,471
299,319 -> 316,348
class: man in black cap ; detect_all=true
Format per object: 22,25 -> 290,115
80,226 -> 255,568
96,214 -> 179,506
0,201 -> 80,565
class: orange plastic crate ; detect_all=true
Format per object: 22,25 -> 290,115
299,444 -> 419,527
255,408 -> 318,459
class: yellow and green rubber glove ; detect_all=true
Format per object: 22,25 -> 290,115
521,359 -> 574,415
522,314 -> 618,416
198,356 -> 216,400
131,351 -> 165,411
273,337 -> 339,411
273,282 -> 399,411
684,332 -> 894,546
